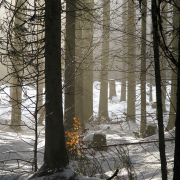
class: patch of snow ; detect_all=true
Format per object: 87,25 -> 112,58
0,80 -> 175,179
83,133 -> 94,142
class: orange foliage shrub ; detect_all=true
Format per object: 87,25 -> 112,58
66,117 -> 88,155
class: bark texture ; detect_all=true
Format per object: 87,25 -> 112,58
99,0 -> 110,119
120,0 -> 127,102
44,0 -> 69,169
140,0 -> 147,134
75,2 -> 84,127
166,2 -> 179,131
127,0 -> 136,122
10,0 -> 25,130
152,0 -> 167,179
82,0 -> 94,122
173,1 -> 180,179
64,0 -> 76,131
160,2 -> 168,113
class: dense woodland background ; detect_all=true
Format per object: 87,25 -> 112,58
0,0 -> 180,179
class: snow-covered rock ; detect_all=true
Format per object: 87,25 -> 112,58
83,132 -> 107,151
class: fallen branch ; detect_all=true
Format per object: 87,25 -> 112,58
80,138 -> 175,150
107,169 -> 119,180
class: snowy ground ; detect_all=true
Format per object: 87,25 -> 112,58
0,81 -> 174,179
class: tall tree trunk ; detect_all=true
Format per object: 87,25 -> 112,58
120,62 -> 127,102
37,0 -> 45,124
82,0 -> 94,122
10,0 -> 25,131
75,1 -> 84,128
44,0 -> 69,170
149,23 -> 154,103
37,0 -> 44,114
99,0 -> 110,120
109,79 -> 116,100
140,0 -> 147,134
152,0 -> 167,179
173,10 -> 180,180
166,1 -> 180,131
149,21 -> 154,103
64,0 -> 76,131
120,0 -> 127,102
11,78 -> 22,130
160,2 -> 168,113
149,63 -> 153,102
127,0 -> 136,122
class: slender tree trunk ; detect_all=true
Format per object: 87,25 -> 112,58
140,0 -> 147,134
109,79 -> 116,100
11,77 -> 22,130
36,1 -> 44,116
44,0 -> 69,170
82,0 -> 94,122
120,0 -> 127,102
10,0 -> 25,131
173,12 -> 180,180
127,0 -> 136,122
36,58 -> 44,116
160,2 -> 168,112
99,0 -> 110,120
152,0 -> 167,179
120,62 -> 127,102
33,0 -> 45,170
75,1 -> 84,128
149,19 -> 154,103
149,22 -> 156,105
64,0 -> 76,131
149,64 -> 153,102
37,0 -> 45,125
166,2 -> 180,131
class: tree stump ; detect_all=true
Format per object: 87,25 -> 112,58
109,79 -> 116,100
93,133 -> 107,151
84,133 -> 107,151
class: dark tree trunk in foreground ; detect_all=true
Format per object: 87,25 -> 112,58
173,8 -> 180,180
44,0 -> 69,169
30,0 -> 69,176
152,0 -> 167,179
64,0 -> 76,131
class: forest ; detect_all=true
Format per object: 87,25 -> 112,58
0,0 -> 179,179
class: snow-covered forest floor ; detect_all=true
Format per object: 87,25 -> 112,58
0,81 -> 175,179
